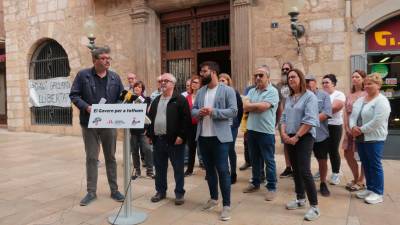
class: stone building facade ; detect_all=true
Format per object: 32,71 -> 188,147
2,0 -> 400,136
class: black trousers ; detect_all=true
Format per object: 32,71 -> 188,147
286,133 -> 318,206
186,124 -> 198,173
243,131 -> 251,164
328,125 -> 343,173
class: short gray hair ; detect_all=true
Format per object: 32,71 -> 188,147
91,46 -> 111,59
257,65 -> 271,77
161,73 -> 177,84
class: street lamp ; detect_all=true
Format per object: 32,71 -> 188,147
83,16 -> 97,50
284,0 -> 305,54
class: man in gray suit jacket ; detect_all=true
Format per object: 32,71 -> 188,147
192,61 -> 237,221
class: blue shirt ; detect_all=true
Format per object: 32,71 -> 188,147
247,84 -> 279,134
313,89 -> 332,142
281,90 -> 319,139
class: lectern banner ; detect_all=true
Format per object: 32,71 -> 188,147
88,104 -> 147,129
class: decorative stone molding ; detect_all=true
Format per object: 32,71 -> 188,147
233,0 -> 252,7
354,0 -> 400,31
129,9 -> 150,24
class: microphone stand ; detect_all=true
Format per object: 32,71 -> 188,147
108,96 -> 147,225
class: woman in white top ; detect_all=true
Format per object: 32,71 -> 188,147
322,74 -> 346,185
350,73 -> 391,205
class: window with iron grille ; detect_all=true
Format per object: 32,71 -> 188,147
166,24 -> 191,51
167,58 -> 192,93
29,40 -> 72,125
201,18 -> 229,48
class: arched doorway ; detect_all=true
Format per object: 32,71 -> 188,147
29,39 -> 72,125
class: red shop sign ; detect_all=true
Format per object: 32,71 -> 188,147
367,16 -> 400,52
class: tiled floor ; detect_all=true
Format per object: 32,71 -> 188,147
0,129 -> 399,225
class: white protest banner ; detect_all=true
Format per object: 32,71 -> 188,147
88,104 -> 147,129
29,77 -> 71,107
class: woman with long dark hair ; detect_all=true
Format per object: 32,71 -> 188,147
343,70 -> 366,191
281,69 -> 320,221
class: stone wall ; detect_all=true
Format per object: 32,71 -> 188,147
3,0 -> 146,134
3,0 -> 399,134
250,0 -> 350,92
0,0 -> 4,39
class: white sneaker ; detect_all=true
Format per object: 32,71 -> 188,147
356,189 -> 372,199
313,171 -> 320,181
304,206 -> 320,221
286,199 -> 306,210
202,199 -> 218,210
220,206 -> 231,221
365,192 -> 383,204
329,173 -> 341,185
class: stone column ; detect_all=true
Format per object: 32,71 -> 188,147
129,0 -> 161,92
231,0 -> 253,93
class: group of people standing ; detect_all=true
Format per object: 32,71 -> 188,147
70,46 -> 391,222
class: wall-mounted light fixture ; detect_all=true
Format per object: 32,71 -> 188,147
83,16 -> 97,51
284,0 -> 305,54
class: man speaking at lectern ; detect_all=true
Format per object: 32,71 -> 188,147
70,46 -> 125,206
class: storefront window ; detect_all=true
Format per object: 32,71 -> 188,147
367,54 -> 400,129
366,15 -> 400,130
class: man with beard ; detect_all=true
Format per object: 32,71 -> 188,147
276,62 -> 294,178
146,73 -> 191,205
70,46 -> 125,206
192,61 -> 237,221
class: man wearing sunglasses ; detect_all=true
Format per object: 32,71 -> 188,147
242,65 -> 279,201
276,62 -> 294,178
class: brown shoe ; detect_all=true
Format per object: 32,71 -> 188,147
265,190 -> 276,201
243,184 -> 260,193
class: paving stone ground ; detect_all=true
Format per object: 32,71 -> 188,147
0,129 -> 399,225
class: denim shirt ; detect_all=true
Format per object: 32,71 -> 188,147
313,89 -> 332,142
281,90 -> 319,139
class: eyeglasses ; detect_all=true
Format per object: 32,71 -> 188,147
288,75 -> 298,80
99,57 -> 112,61
158,79 -> 172,83
253,73 -> 264,78
322,81 -> 330,84
281,68 -> 290,72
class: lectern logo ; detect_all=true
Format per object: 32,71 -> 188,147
92,117 -> 102,126
132,117 -> 140,126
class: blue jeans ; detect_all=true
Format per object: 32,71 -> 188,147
198,136 -> 231,206
153,136 -> 185,197
357,141 -> 384,195
247,130 -> 277,191
229,126 -> 239,176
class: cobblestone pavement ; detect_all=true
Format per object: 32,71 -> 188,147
0,129 -> 399,225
